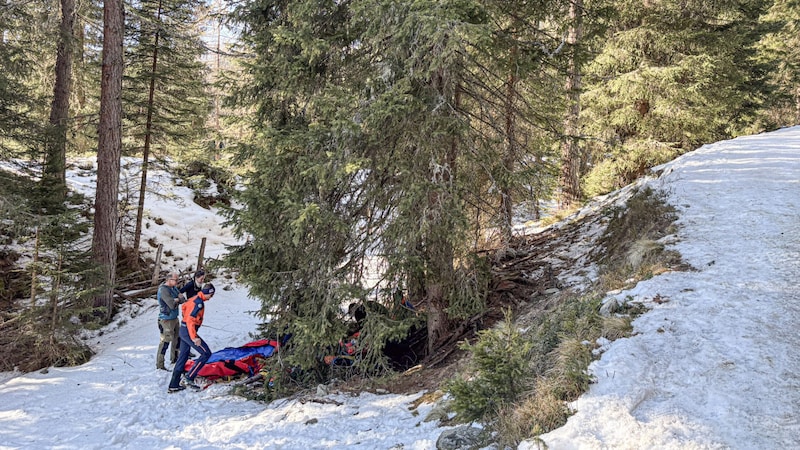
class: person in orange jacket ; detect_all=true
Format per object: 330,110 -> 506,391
167,283 -> 215,393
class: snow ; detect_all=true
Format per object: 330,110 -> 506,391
1,126 -> 799,449
0,159 -> 446,449
530,126 -> 800,449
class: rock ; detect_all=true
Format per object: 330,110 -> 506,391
436,426 -> 484,450
599,298 -> 620,317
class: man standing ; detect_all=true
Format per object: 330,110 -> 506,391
167,283 -> 215,392
156,272 -> 185,370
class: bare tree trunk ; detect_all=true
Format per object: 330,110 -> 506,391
558,0 -> 584,210
92,0 -> 124,322
795,86 -> 800,126
133,0 -> 163,258
500,44 -> 518,242
43,0 -> 76,204
215,14 -> 221,132
50,248 -> 64,333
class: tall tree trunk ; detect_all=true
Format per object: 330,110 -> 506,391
92,0 -> 124,321
133,0 -> 163,258
214,14 -> 221,132
500,43 -> 518,242
43,0 -> 76,206
425,76 -> 459,356
795,86 -> 800,126
558,0 -> 583,210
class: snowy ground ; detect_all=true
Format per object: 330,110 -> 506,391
531,126 -> 800,449
1,126 -> 799,449
0,159 -> 448,449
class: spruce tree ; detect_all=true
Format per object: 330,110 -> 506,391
92,0 -> 124,321
42,0 -> 77,209
225,0 -> 370,368
467,0 -> 566,233
123,0 -> 209,159
225,0 -> 605,372
580,0 -> 771,196
123,0 -> 210,256
0,1 -> 42,160
226,0 -> 492,368
755,0 -> 800,126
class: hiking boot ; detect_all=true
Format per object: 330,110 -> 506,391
180,375 -> 201,391
167,386 -> 186,393
156,364 -> 167,371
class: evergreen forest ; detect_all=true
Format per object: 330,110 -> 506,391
0,0 -> 798,438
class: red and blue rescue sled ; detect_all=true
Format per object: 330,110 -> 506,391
184,339 -> 280,381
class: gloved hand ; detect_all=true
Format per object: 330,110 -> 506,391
178,293 -> 187,303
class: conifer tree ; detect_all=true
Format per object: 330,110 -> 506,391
227,0 -> 649,370
0,2 -> 42,160
580,0 -> 771,196
559,0 -> 584,210
42,0 -> 77,208
470,0 -> 566,235
123,0 -> 209,256
226,0 -> 496,368
225,0 -> 369,367
92,0 -> 124,321
756,0 -> 800,126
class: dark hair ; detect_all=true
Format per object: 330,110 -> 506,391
194,269 -> 205,279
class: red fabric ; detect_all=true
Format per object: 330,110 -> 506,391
186,355 -> 262,380
184,339 -> 279,381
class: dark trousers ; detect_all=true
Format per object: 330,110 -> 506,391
168,324 -> 212,389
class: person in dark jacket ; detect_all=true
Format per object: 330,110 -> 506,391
156,272 -> 185,370
179,268 -> 205,300
167,283 -> 215,392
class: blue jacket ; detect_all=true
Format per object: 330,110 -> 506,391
157,284 -> 181,320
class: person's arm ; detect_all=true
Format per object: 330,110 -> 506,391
159,285 -> 179,310
185,298 -> 204,341
178,280 -> 193,294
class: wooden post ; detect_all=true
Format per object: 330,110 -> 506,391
31,226 -> 39,306
197,237 -> 206,271
151,244 -> 163,286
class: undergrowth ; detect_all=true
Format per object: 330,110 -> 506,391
0,168 -> 104,371
446,186 -> 686,447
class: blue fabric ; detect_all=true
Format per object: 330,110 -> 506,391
206,343 -> 276,364
188,297 -> 204,318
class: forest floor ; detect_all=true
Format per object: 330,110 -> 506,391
336,185 -> 632,396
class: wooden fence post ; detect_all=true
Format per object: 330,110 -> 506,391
197,237 -> 206,271
152,244 -> 163,286
31,226 -> 39,305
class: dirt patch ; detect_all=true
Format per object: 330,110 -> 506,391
333,348 -> 469,395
